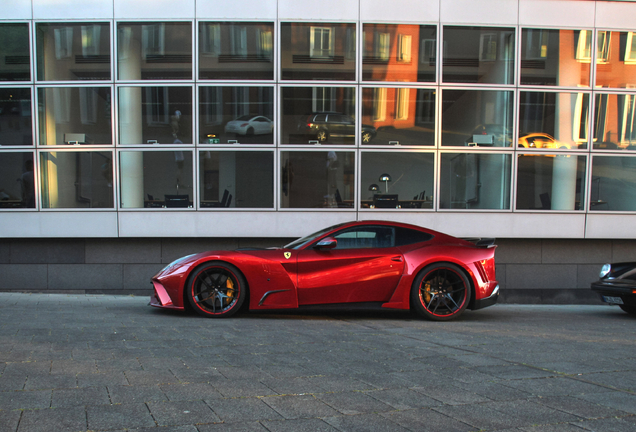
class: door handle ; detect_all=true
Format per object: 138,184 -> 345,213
391,256 -> 403,262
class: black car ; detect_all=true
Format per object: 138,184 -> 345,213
591,263 -> 636,316
297,112 -> 377,144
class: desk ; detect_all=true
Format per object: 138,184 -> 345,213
361,200 -> 433,209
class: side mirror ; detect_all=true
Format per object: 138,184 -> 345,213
314,237 -> 337,249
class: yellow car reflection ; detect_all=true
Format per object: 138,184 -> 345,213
518,133 -> 571,149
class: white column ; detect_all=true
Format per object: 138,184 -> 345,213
118,33 -> 144,208
551,155 -> 577,210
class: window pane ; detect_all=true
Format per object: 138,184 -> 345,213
281,23 -> 356,81
360,152 -> 434,209
516,154 -> 586,210
199,22 -> 273,80
594,93 -> 636,150
519,92 -> 590,150
36,23 -> 110,81
199,86 -> 273,144
590,156 -> 636,211
0,23 -> 30,81
361,88 -> 435,145
362,24 -> 436,82
38,87 -> 112,145
40,151 -> 113,208
120,150 -> 193,208
281,151 -> 354,208
441,89 -> 513,147
440,153 -> 511,209
443,26 -> 515,84
0,152 -> 35,208
520,29 -> 591,86
281,87 -> 356,145
595,31 -> 636,89
118,86 -> 192,145
0,88 -> 32,146
199,151 -> 273,208
117,22 -> 192,80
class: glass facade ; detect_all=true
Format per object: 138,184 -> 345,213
1,17 -> 635,215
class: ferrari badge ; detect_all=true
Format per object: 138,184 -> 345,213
284,252 -> 291,259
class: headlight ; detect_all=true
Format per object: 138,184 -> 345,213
161,254 -> 195,273
599,263 -> 611,279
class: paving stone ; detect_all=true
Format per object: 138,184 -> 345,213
86,403 -> 156,430
51,386 -> 111,407
0,390 -> 52,409
147,400 -> 221,426
380,408 -> 476,432
261,418 -> 339,432
364,388 -> 442,410
316,391 -> 393,415
108,384 -> 169,404
261,394 -> 340,419
196,421 -> 269,431
159,383 -> 222,401
325,413 -> 414,432
206,397 -> 284,423
17,407 -> 86,432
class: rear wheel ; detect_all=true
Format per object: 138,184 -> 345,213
186,262 -> 246,318
411,263 -> 471,321
619,304 -> 636,316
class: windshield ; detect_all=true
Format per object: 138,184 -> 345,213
235,115 -> 252,121
283,223 -> 346,250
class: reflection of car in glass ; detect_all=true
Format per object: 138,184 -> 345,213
224,115 -> 273,136
518,133 -> 571,149
591,263 -> 636,316
466,124 -> 512,147
297,112 -> 377,143
150,221 -> 499,321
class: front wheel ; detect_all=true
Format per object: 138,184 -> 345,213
619,304 -> 636,316
186,262 -> 246,318
411,263 -> 471,321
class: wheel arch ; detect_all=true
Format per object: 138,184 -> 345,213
409,259 -> 477,311
181,258 -> 251,313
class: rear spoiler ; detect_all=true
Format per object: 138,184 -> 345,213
462,237 -> 496,248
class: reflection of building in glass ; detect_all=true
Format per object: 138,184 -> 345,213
3,0 -> 636,301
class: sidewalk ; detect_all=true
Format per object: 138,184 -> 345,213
1,293 -> 635,431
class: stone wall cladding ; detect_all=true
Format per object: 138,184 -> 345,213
0,237 -> 621,304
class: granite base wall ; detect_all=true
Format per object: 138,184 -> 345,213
1,237 -> 633,304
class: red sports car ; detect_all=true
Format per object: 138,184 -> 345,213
150,221 -> 499,321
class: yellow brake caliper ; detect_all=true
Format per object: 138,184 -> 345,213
225,277 -> 234,307
423,280 -> 432,303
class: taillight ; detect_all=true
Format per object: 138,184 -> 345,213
240,123 -> 249,127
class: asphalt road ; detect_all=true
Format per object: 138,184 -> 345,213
0,294 -> 635,432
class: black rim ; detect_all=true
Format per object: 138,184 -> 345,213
418,267 -> 467,317
191,267 -> 240,314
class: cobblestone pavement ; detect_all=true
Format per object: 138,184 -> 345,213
0,293 -> 635,432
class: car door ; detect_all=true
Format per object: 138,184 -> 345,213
296,225 -> 405,305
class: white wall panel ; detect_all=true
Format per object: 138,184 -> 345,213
586,214 -> 636,239
118,211 -> 357,238
278,0 -> 358,21
0,212 -> 118,238
33,0 -> 113,19
359,212 -> 586,238
519,0 -> 595,28
360,0 -> 439,23
595,1 -> 636,30
440,0 -> 518,25
114,0 -> 194,19
3,0 -> 32,19
197,0 -> 277,19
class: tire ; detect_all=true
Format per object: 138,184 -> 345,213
619,304 -> 636,316
246,127 -> 254,136
411,263 -> 471,321
186,261 -> 247,318
361,131 -> 373,144
316,130 -> 328,143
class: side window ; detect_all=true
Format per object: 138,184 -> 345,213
333,226 -> 395,249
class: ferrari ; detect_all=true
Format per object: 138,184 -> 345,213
150,221 -> 499,321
